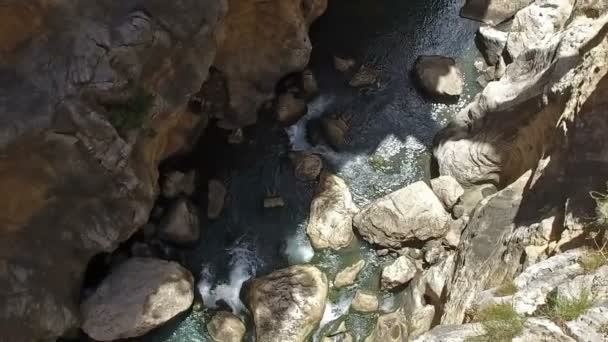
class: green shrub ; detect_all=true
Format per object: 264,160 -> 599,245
495,280 -> 518,297
105,89 -> 155,131
542,289 -> 594,324
579,250 -> 608,274
468,304 -> 525,342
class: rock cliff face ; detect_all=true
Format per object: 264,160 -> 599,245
0,1 -> 325,340
432,0 -> 608,329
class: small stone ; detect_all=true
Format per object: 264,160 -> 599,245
351,290 -> 379,312
227,129 -> 244,145
162,171 -> 196,199
349,65 -> 380,88
264,196 -> 285,208
381,256 -> 417,290
423,241 -> 447,265
208,180 -> 227,220
334,56 -> 356,72
320,118 -> 348,150
207,311 -> 246,342
444,219 -> 466,247
290,152 -> 323,181
275,92 -> 307,126
377,249 -> 390,257
301,69 -> 319,99
414,55 -> 464,98
159,199 -> 200,245
398,247 -> 424,259
334,260 -> 366,288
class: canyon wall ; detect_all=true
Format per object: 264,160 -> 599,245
0,1 -> 324,340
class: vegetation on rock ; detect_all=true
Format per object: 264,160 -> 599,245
105,88 -> 155,131
469,304 -> 524,342
494,280 -> 518,297
541,289 -> 594,325
579,250 -> 608,274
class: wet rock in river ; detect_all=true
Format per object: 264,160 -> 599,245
264,195 -> 285,208
351,290 -> 379,313
159,198 -> 200,245
334,260 -> 366,288
275,92 -> 308,126
307,173 -> 358,250
81,258 -> 194,341
161,170 -> 196,199
430,175 -> 464,211
414,55 -> 464,98
207,311 -> 246,342
208,179 -> 227,220
291,152 -> 323,181
334,56 -> 356,73
349,65 -> 380,87
354,181 -> 450,248
320,117 -> 349,150
301,69 -> 319,99
244,265 -> 328,342
381,256 -> 417,290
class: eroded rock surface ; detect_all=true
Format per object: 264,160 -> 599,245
354,181 -> 450,248
81,258 -> 194,341
245,265 -> 328,342
307,173 -> 358,250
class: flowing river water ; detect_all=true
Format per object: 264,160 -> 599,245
143,0 -> 479,341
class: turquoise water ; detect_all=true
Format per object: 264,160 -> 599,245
140,0 -> 480,341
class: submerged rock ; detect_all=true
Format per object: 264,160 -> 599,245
159,199 -> 200,245
381,256 -> 417,290
291,152 -> 323,181
207,311 -> 246,342
334,260 -> 366,288
430,176 -> 464,210
264,195 -> 285,208
208,179 -> 227,220
351,290 -> 379,312
276,92 -> 308,126
414,56 -> 464,98
460,0 -> 534,25
354,181 -> 450,248
334,56 -> 356,72
349,65 -> 380,87
245,265 -> 328,342
301,69 -> 319,99
81,258 -> 194,341
320,117 -> 349,150
307,173 -> 358,250
162,171 -> 196,199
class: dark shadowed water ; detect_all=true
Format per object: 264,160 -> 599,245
141,0 -> 479,341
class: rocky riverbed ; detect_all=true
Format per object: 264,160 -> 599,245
1,0 -> 608,342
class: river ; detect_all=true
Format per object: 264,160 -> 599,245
142,0 -> 479,341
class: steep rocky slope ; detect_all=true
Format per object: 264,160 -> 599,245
0,1 -> 324,340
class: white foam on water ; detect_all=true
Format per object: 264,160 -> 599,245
287,95 -> 335,151
284,224 -> 315,265
197,238 -> 263,315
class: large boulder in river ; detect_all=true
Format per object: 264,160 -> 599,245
307,173 -> 358,250
159,198 -> 200,244
291,152 -> 323,181
207,311 -> 246,342
354,181 -> 450,248
244,265 -> 328,342
81,258 -> 194,341
461,0 -> 534,25
208,179 -> 227,220
414,56 -> 464,98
